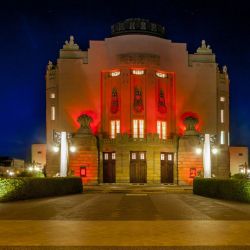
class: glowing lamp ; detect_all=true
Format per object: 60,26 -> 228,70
69,146 -> 76,153
53,145 -> 59,153
28,166 -> 33,171
247,169 -> 250,174
212,147 -> 218,154
195,148 -> 202,155
9,171 -> 14,176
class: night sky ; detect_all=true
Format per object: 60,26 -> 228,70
0,0 -> 250,160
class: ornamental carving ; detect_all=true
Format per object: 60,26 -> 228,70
63,35 -> 79,50
158,89 -> 167,113
110,88 -> 119,114
134,87 -> 144,113
77,114 -> 93,134
183,116 -> 199,136
118,53 -> 160,66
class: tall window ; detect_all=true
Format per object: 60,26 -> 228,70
110,120 -> 120,138
51,106 -> 55,120
133,119 -> 144,138
220,109 -> 224,123
220,131 -> 225,145
157,121 -> 167,139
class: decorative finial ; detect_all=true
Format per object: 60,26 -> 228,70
63,35 -> 79,50
223,65 -> 227,74
47,60 -> 53,70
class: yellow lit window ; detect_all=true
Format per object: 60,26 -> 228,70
220,131 -> 225,145
110,71 -> 120,77
110,120 -> 120,139
133,120 -> 144,138
132,69 -> 144,75
220,109 -> 224,123
157,121 -> 167,139
51,106 -> 55,120
50,93 -> 55,98
156,72 -> 167,78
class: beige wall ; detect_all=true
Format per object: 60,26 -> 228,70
32,144 -> 46,167
46,31 -> 230,180
230,147 -> 248,175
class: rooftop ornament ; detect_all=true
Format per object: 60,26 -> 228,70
196,40 -> 213,54
111,18 -> 166,38
63,35 -> 79,50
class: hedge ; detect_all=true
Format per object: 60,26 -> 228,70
193,178 -> 250,203
0,177 -> 83,202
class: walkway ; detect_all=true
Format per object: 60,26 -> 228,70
0,193 -> 249,249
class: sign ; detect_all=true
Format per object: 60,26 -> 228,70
80,166 -> 87,177
190,168 -> 197,178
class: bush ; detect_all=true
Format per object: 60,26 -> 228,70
0,177 -> 83,202
193,178 -> 250,203
231,173 -> 248,179
17,170 -> 45,178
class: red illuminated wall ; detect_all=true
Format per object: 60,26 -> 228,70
101,68 -> 176,137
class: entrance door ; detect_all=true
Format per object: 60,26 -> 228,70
130,151 -> 147,183
161,152 -> 174,183
103,152 -> 116,183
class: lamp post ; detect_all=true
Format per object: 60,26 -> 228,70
196,134 -> 218,178
52,131 -> 76,177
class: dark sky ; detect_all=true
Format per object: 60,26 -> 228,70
0,0 -> 250,160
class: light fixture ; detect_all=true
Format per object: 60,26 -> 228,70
9,171 -> 14,176
195,148 -> 202,155
247,169 -> 250,174
212,147 -> 218,154
69,145 -> 76,153
53,145 -> 59,153
28,166 -> 33,171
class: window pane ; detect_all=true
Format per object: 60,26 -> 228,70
51,106 -> 55,120
140,153 -> 145,160
167,154 -> 172,161
220,131 -> 225,145
220,109 -> 224,123
111,120 -> 115,138
161,154 -> 165,160
162,121 -> 167,139
139,120 -> 144,138
104,153 -> 109,160
133,120 -> 138,138
131,153 -> 136,160
157,121 -> 161,138
112,153 -> 116,160
116,120 -> 120,134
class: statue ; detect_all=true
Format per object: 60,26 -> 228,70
196,40 -> 212,54
63,35 -> 79,50
223,65 -> 228,74
47,60 -> 53,70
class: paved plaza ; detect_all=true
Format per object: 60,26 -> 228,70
0,190 -> 249,249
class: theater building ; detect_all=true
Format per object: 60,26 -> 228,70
46,18 -> 230,185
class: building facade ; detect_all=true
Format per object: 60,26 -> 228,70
31,144 -> 46,167
229,147 -> 249,175
46,19 -> 230,185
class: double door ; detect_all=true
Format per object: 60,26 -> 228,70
130,151 -> 147,183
